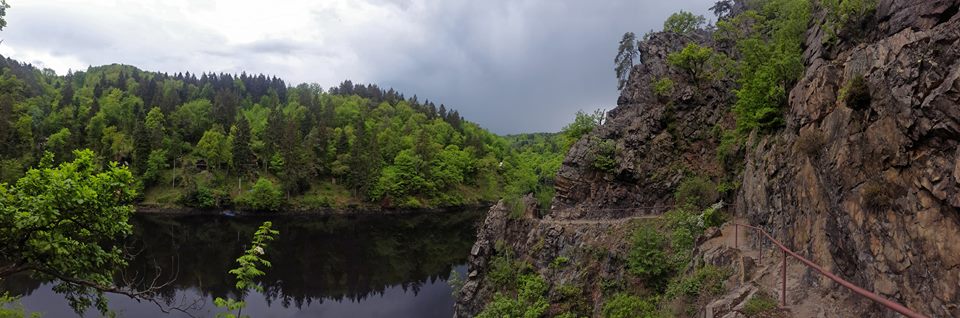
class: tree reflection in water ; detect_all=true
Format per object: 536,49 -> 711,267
0,209 -> 483,317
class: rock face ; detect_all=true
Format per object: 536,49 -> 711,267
457,0 -> 960,316
738,0 -> 960,316
553,31 -> 735,220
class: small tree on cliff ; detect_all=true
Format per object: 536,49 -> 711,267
614,32 -> 639,90
663,10 -> 706,34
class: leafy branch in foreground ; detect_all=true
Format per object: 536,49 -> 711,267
215,221 -> 280,318
0,150 -> 140,315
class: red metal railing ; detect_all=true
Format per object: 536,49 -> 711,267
733,223 -> 928,318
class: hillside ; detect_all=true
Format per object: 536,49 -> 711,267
0,59 -> 562,211
456,0 -> 960,317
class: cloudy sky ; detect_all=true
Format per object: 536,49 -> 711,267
0,0 -> 713,134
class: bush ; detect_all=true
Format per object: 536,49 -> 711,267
562,109 -> 604,149
487,250 -> 521,288
730,0 -> 810,134
665,265 -> 728,299
822,0 -> 878,43
741,292 -> 779,316
667,43 -> 715,84
591,139 -> 618,173
653,77 -> 675,100
841,75 -> 871,109
476,274 -> 549,318
238,177 -> 284,211
794,129 -> 826,156
663,11 -> 706,34
627,223 -> 672,290
861,180 -> 893,211
602,293 -> 659,318
674,176 -> 718,209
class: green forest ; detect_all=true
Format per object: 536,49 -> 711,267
0,58 -> 572,211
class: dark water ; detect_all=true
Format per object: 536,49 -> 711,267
0,209 -> 483,317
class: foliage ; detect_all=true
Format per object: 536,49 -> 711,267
614,32 -> 639,90
142,149 -> 169,185
448,269 -> 464,297
237,178 -> 284,211
652,77 -> 675,100
561,109 -> 604,150
0,150 -> 137,315
663,10 -> 706,34
729,0 -> 811,134
501,133 -> 565,210
214,221 -> 279,318
822,0 -> 878,44
550,256 -> 570,269
476,274 -> 549,318
627,223 -> 672,290
674,176 -> 718,209
602,293 -> 660,318
590,138 -> 617,173
840,74 -> 870,109
487,249 -> 523,288
0,57 -> 523,209
667,43 -> 716,84
742,292 -> 779,316
0,293 -> 39,318
0,0 -> 9,31
664,265 -> 728,299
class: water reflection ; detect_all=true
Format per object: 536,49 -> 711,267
0,210 -> 482,317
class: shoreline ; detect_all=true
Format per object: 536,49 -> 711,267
135,202 -> 494,217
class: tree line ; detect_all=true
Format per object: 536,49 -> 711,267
0,58 -> 565,210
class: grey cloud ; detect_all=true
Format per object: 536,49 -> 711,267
4,0 -> 715,134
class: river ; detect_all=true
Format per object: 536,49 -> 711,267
0,209 -> 484,317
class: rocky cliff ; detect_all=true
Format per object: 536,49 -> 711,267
738,0 -> 960,316
456,0 -> 960,317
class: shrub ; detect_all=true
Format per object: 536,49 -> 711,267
794,129 -> 826,156
822,0 -> 878,43
730,0 -> 810,134
741,292 -> 779,316
861,180 -> 893,211
653,77 -> 675,100
476,274 -> 549,318
487,250 -> 521,288
841,75 -> 871,109
627,223 -> 672,290
716,130 -> 742,170
561,109 -> 604,149
663,11 -> 706,34
238,177 -> 284,211
674,176 -> 718,209
602,293 -> 659,318
551,256 -> 571,269
665,265 -> 729,299
591,139 -> 618,173
667,43 -> 715,84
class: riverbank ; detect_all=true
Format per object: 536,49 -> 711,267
135,202 -> 494,216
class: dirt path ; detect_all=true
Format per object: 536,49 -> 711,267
541,215 -> 661,226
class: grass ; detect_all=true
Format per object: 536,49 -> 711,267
741,292 -> 779,317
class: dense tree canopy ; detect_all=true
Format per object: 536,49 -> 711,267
0,57 -> 568,210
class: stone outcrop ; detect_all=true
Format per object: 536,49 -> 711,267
553,31 -> 735,220
738,0 -> 960,316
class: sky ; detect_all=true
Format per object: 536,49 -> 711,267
0,0 -> 714,134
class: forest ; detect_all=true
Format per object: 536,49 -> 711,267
0,58 -> 574,211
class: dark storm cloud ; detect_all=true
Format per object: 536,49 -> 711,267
1,0 -> 715,134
